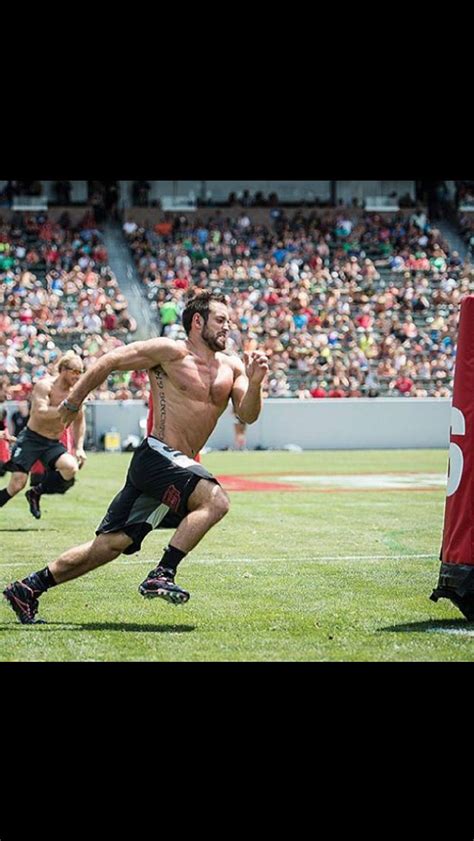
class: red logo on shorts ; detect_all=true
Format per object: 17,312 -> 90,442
163,484 -> 181,512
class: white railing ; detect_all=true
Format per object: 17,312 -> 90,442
12,195 -> 48,211
161,195 -> 197,212
365,196 -> 400,211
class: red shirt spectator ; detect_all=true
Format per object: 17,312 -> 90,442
328,387 -> 346,398
12,382 -> 33,400
173,274 -> 190,290
155,221 -> 173,236
265,291 -> 280,305
19,306 -> 34,324
39,221 -> 53,241
46,246 -> 60,264
103,312 -> 117,330
394,376 -> 414,394
94,245 -> 108,262
131,369 -> 148,389
356,313 -> 373,329
310,386 -> 327,398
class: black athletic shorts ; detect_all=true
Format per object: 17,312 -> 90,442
95,436 -> 219,555
6,428 -> 68,474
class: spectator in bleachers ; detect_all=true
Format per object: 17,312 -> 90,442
310,382 -> 327,398
159,297 -> 180,337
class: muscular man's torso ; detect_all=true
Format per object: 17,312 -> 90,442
148,343 -> 236,457
28,376 -> 73,440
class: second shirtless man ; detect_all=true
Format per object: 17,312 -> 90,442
0,350 -> 87,520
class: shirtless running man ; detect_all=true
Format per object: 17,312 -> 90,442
0,351 -> 87,521
3,291 -> 268,624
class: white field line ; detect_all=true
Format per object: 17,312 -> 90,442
0,552 -> 438,568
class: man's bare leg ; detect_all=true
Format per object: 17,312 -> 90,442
49,532 -> 133,583
139,479 -> 230,604
169,480 -> 230,554
7,471 -> 28,497
0,471 -> 28,511
3,532 -> 133,624
4,478 -> 231,620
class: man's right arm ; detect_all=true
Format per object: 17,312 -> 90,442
58,338 -> 179,425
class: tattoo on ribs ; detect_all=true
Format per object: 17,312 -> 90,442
152,367 -> 166,439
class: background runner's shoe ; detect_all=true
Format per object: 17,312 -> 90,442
25,487 -> 41,519
3,581 -> 45,624
139,566 -> 190,605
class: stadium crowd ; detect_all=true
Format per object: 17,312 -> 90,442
122,208 -> 467,399
2,202 -> 472,403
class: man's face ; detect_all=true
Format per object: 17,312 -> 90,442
201,302 -> 230,352
62,358 -> 84,386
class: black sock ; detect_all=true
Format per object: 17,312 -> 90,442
158,545 -> 186,573
23,566 -> 57,594
0,488 -> 12,507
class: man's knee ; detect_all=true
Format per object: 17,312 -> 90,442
58,463 -> 79,481
188,480 -> 230,522
211,487 -> 230,522
55,454 -> 79,481
93,531 -> 134,557
59,466 -> 77,482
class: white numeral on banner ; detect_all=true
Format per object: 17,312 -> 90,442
447,407 -> 466,497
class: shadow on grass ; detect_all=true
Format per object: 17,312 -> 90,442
380,619 -> 474,633
0,526 -> 60,533
0,622 -> 195,633
0,527 -> 59,532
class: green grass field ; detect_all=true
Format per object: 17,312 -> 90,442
0,448 -> 470,662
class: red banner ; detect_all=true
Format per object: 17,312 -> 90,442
441,295 -> 474,565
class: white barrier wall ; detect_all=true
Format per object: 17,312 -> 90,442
206,398 -> 452,451
3,398 -> 452,450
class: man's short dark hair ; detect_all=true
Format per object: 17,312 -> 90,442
182,291 -> 228,336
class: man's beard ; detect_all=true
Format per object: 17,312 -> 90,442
202,324 -> 226,352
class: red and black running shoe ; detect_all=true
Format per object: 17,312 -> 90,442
3,581 -> 45,624
138,566 -> 190,605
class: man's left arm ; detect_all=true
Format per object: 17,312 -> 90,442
231,351 -> 269,424
72,407 -> 87,469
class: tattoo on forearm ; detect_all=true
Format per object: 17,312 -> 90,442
152,366 -> 166,439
